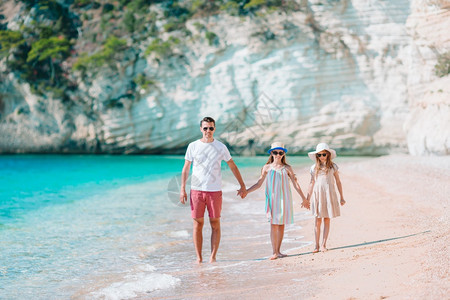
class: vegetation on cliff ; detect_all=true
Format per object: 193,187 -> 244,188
0,0 -> 301,102
435,51 -> 450,77
2,0 -> 447,105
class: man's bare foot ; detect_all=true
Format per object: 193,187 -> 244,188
196,258 -> 203,264
269,254 -> 278,260
278,253 -> 288,258
312,248 -> 319,253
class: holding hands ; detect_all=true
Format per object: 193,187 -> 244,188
237,186 -> 247,199
301,198 -> 310,209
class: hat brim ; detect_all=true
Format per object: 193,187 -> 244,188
308,149 -> 337,161
267,147 -> 288,154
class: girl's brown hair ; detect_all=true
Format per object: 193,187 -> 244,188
265,152 -> 288,165
260,150 -> 288,174
313,150 -> 335,178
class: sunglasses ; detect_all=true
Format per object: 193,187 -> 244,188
202,127 -> 215,131
316,153 -> 328,157
272,151 -> 285,156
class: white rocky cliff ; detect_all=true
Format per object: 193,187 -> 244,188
0,0 -> 449,155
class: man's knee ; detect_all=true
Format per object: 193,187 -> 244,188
209,218 -> 221,230
193,218 -> 204,230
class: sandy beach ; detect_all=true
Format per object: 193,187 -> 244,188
245,154 -> 449,299
158,154 -> 449,300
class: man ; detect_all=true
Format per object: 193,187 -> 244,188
180,116 -> 247,263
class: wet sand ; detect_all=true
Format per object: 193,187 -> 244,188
151,154 -> 449,299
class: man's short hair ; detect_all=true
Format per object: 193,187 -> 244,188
200,117 -> 215,127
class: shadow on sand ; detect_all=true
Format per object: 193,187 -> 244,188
287,230 -> 431,257
219,230 -> 431,263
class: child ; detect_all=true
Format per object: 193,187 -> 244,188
306,143 -> 345,253
246,142 -> 310,260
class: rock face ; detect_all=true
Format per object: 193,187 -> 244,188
0,0 -> 449,155
403,1 -> 450,155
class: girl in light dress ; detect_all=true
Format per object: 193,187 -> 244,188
307,143 -> 346,253
246,142 -> 310,260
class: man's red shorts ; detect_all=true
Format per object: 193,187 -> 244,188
190,190 -> 222,219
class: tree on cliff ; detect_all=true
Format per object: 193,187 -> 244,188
0,30 -> 26,60
26,36 -> 71,86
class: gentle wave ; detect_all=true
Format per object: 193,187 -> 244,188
90,265 -> 181,300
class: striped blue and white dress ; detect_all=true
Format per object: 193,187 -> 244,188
265,166 -> 294,225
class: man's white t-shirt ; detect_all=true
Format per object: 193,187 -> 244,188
185,139 -> 232,192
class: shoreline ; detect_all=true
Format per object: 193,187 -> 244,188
157,154 -> 449,299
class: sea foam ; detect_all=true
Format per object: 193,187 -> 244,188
168,230 -> 189,238
91,266 -> 180,300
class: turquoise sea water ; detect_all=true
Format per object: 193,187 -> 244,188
0,154 -> 314,299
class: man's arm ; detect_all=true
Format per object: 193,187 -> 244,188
180,160 -> 192,204
226,159 -> 247,198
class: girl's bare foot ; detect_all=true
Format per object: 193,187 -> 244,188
209,257 -> 216,263
313,247 -> 319,253
278,253 -> 288,258
321,246 -> 328,252
269,254 -> 278,260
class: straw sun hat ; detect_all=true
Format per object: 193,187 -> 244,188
308,143 -> 337,161
267,142 -> 288,154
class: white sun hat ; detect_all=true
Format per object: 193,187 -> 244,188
308,143 -> 337,161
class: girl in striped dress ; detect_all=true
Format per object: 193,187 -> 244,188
246,142 -> 310,260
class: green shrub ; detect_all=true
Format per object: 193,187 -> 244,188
126,0 -> 155,14
163,22 -> 178,32
435,51 -> 450,77
102,35 -> 127,53
205,31 -> 218,46
220,0 -> 300,15
16,107 -> 27,115
27,36 -> 70,63
73,36 -> 127,72
219,2 -> 240,16
145,38 -> 170,57
193,22 -> 205,31
25,37 -> 71,86
73,0 -> 95,8
102,3 -> 115,13
0,30 -> 25,57
133,73 -> 155,90
191,0 -> 205,12
123,11 -> 136,32
45,86 -> 65,99
100,14 -> 115,32
244,0 -> 266,9
169,36 -> 180,45
181,28 -> 192,37
118,0 -> 132,7
145,36 -> 180,58
190,0 -> 219,13
163,2 -> 190,18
